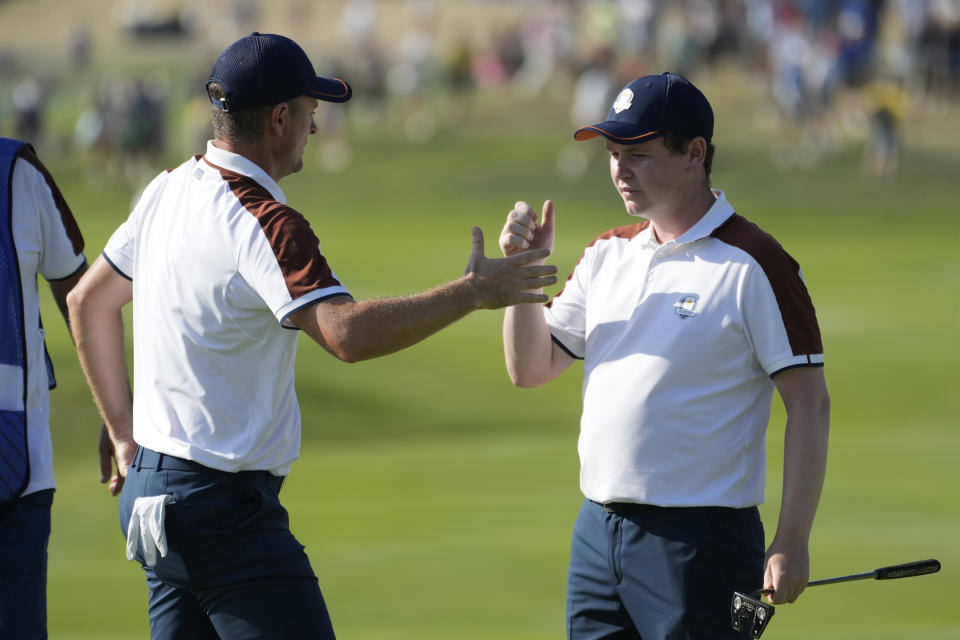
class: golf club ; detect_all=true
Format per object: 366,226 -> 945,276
731,559 -> 941,638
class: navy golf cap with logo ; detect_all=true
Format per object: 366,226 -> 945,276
574,72 -> 713,144
207,32 -> 352,112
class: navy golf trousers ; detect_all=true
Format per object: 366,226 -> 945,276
0,489 -> 53,640
119,446 -> 335,639
567,498 -> 765,640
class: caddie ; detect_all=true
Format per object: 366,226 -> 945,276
0,137 -> 87,639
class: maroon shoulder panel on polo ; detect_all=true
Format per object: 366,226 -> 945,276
711,213 -> 822,356
548,220 -> 650,308
220,169 -> 342,300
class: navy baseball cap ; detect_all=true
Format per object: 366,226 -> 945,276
574,72 -> 713,144
207,32 -> 352,112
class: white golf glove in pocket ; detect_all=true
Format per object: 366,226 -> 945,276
125,494 -> 174,567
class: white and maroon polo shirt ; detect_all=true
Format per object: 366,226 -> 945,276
103,141 -> 349,475
545,191 -> 823,508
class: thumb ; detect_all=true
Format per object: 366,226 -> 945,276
465,226 -> 484,275
762,562 -> 778,603
100,453 -> 112,483
470,225 -> 485,257
540,199 -> 555,232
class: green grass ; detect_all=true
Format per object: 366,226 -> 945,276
4,11 -> 956,636
37,123 -> 959,638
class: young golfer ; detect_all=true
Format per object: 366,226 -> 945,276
499,72 -> 830,639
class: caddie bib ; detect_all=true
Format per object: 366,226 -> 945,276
0,137 -> 30,503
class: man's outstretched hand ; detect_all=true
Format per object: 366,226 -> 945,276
464,225 -> 557,309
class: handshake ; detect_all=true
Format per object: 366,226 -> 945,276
462,200 -> 558,310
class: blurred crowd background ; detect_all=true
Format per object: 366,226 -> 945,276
1,0 -> 959,184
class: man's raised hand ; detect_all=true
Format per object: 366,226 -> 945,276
499,199 -> 555,259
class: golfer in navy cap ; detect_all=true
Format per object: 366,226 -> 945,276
68,32 -> 556,639
498,72 -> 831,639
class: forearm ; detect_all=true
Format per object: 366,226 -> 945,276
770,367 -> 831,543
294,229 -> 555,362
772,403 -> 830,545
763,366 -> 830,602
320,276 -> 482,363
48,263 -> 87,341
67,261 -> 135,446
503,303 -> 556,387
71,305 -> 134,443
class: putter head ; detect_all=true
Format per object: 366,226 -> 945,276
731,591 -> 775,638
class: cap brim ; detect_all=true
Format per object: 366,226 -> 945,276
573,122 -> 662,143
308,77 -> 352,103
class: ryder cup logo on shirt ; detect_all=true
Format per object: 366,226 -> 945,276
613,88 -> 634,113
673,294 -> 699,319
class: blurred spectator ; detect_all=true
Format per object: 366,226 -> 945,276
1,0 -> 955,178
919,0 -> 960,95
616,0 -> 660,60
120,80 -> 165,160
834,0 -> 881,88
768,5 -> 817,123
510,2 -> 575,97
446,39 -> 474,95
68,77 -> 167,185
66,24 -> 92,71
121,2 -> 197,40
471,39 -> 509,90
340,0 -> 377,43
569,46 -> 617,128
72,99 -> 104,159
862,75 -> 908,177
230,0 -> 261,28
494,23 -> 526,81
385,1 -> 440,142
12,78 -> 44,144
560,45 -> 617,177
339,0 -> 387,130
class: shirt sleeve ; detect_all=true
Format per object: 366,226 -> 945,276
12,155 -> 85,280
235,203 -> 349,327
543,250 -> 591,359
102,172 -> 170,280
741,260 -> 824,377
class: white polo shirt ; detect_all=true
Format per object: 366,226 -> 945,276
545,191 -> 823,508
9,152 -> 86,496
103,141 -> 349,475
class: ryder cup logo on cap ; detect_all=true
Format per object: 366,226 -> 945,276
574,72 -> 713,144
207,32 -> 351,112
612,88 -> 634,113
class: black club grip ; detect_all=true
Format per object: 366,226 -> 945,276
875,559 -> 941,580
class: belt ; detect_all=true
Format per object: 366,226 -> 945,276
133,446 -> 285,494
591,500 -> 653,515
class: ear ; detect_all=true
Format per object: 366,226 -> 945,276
687,137 -> 707,173
267,102 -> 290,137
